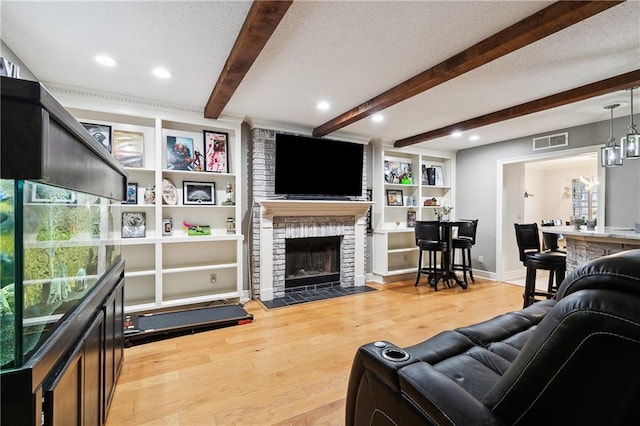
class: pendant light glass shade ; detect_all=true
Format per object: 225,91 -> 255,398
601,145 -> 623,167
621,87 -> 639,159
600,103 -> 623,167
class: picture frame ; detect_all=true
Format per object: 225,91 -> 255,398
384,158 -> 412,184
30,183 -> 76,203
407,210 -> 417,227
162,218 -> 173,236
113,130 -> 144,168
81,122 -> 112,153
432,165 -> 444,186
124,182 -> 138,204
203,130 -> 229,173
183,181 -> 215,205
386,189 -> 404,206
166,136 -> 195,170
122,212 -> 146,238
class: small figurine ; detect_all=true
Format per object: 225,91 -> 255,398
222,182 -> 235,206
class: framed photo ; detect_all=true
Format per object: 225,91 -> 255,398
162,218 -> 173,236
386,189 -> 403,206
166,136 -> 195,170
407,210 -> 417,228
81,122 -> 112,153
204,130 -> 229,173
124,182 -> 138,204
384,158 -> 412,184
30,183 -> 76,203
183,181 -> 215,205
432,165 -> 444,186
122,212 -> 146,238
113,130 -> 144,168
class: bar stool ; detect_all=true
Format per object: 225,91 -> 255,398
514,223 -> 566,308
451,219 -> 478,286
414,221 -> 450,290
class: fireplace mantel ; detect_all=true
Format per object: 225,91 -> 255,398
258,199 -> 373,217
257,199 -> 372,301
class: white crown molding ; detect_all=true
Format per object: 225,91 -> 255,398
246,117 -> 370,145
44,82 -> 244,123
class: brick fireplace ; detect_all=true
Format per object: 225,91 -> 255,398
257,200 -> 371,300
250,127 -> 370,301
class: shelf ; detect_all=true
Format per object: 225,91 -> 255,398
162,169 -> 235,179
388,247 -> 418,255
371,143 -> 454,281
162,262 -> 237,274
124,269 -> 156,278
162,204 -> 235,209
67,102 -> 243,313
161,233 -> 242,243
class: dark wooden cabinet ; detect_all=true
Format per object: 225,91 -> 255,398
1,268 -> 125,426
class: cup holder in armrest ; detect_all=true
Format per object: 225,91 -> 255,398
381,347 -> 410,362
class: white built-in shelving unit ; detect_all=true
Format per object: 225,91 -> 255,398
370,140 -> 455,283
53,89 -> 244,313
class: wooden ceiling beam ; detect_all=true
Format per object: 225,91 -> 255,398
312,1 -> 624,137
204,0 -> 293,119
394,69 -> 640,148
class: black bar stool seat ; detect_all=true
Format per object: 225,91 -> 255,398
515,223 -> 566,308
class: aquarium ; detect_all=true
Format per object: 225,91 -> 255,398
0,179 -> 122,369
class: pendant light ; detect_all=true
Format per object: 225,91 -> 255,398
600,103 -> 623,167
621,87 -> 639,159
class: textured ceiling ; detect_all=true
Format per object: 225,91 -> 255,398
2,1 -> 639,152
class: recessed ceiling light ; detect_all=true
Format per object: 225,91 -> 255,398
371,114 -> 384,123
152,67 -> 173,79
95,55 -> 117,67
317,101 -> 330,111
469,135 -> 480,141
451,130 -> 463,138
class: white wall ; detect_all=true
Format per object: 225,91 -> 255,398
524,163 -> 597,225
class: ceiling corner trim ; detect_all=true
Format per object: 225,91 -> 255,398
204,0 -> 293,120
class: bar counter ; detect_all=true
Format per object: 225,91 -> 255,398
541,225 -> 640,271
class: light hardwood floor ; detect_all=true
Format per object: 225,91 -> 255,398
106,278 -> 524,425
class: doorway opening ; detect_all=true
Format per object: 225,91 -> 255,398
497,147 -> 602,286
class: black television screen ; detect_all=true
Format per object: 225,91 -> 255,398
274,133 -> 364,198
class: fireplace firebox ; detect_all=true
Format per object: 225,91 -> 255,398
285,236 -> 341,290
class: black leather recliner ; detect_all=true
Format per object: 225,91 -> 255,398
346,249 -> 640,425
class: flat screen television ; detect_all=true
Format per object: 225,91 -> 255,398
274,133 -> 364,198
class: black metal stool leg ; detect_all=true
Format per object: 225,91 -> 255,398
415,249 -> 423,286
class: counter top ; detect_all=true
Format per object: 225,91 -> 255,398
541,225 -> 640,241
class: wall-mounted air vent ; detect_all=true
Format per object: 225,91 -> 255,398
532,132 -> 568,151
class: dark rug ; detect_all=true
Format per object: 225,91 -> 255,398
260,285 -> 377,310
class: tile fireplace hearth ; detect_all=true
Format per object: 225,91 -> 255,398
257,199 -> 372,301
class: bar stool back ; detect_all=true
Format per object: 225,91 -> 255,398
414,221 -> 450,290
514,222 -> 566,307
451,219 -> 478,285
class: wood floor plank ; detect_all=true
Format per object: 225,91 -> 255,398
106,278 -> 523,425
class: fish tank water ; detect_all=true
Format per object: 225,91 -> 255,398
0,179 -> 121,369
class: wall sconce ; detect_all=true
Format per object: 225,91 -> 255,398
621,86 -> 639,159
524,191 -> 534,198
600,103 -> 623,167
562,187 -> 570,199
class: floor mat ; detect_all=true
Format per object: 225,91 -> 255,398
124,303 -> 253,346
260,285 -> 377,310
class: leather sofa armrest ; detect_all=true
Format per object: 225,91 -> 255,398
399,362 -> 501,426
349,341 -> 419,392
